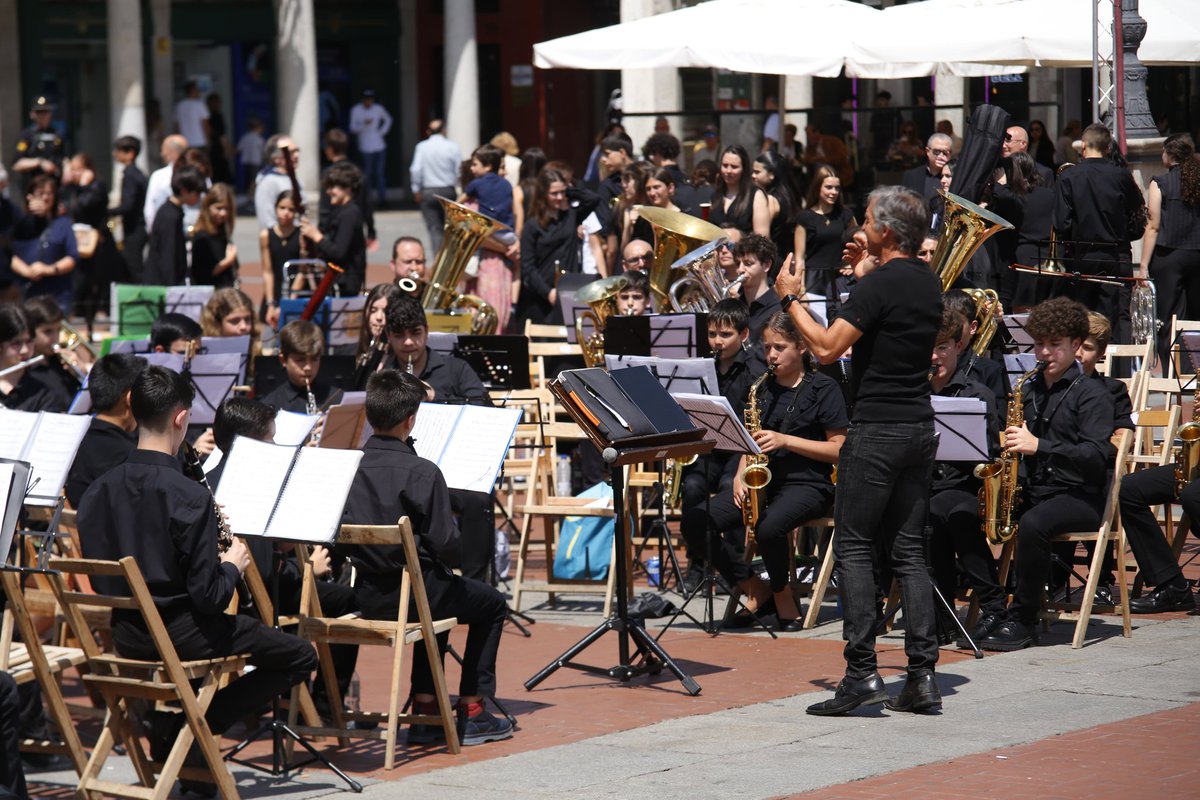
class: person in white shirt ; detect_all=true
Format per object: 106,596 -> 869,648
349,89 -> 393,210
143,135 -> 188,231
173,82 -> 210,148
254,135 -> 302,233
408,120 -> 462,254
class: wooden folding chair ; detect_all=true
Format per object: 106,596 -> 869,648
46,557 -> 247,800
0,570 -> 89,775
288,517 -> 460,769
1041,429 -> 1135,649
800,517 -> 837,629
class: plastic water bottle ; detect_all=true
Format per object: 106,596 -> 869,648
346,672 -> 361,716
556,455 -> 572,497
646,557 -> 661,588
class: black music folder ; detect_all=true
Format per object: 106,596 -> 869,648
554,366 -> 705,447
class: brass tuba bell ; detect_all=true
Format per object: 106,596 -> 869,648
634,206 -> 725,310
930,191 -> 1014,292
666,237 -> 738,313
422,197 -> 510,334
574,274 -> 628,368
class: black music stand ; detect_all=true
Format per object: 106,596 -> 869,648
524,380 -> 712,695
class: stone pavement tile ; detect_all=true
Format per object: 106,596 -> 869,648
787,701 -> 1200,800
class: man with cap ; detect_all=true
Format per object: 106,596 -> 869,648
349,89 -> 393,210
11,97 -> 64,192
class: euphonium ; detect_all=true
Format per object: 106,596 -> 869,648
740,369 -> 774,544
974,361 -> 1045,546
930,191 -> 1014,292
1175,384 -> 1200,497
1131,279 -> 1160,346
635,205 -> 725,309
573,274 -> 628,368
666,237 -> 735,313
421,197 -> 509,334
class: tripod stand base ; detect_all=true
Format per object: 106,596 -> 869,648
225,718 -> 363,793
524,615 -> 701,696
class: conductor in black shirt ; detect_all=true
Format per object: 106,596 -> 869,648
64,353 -> 146,507
776,185 -> 944,715
75,367 -> 317,768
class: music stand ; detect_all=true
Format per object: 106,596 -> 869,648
524,377 -> 712,695
329,297 -> 366,349
1003,313 -> 1035,354
165,285 -> 215,323
454,335 -> 531,390
605,313 -> 710,359
182,353 -> 242,426
1003,353 -> 1041,390
112,284 -> 167,336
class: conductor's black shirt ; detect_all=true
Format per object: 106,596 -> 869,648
340,435 -> 458,587
75,449 -> 239,615
65,417 -> 137,508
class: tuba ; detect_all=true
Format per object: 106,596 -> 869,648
1131,279 -> 1160,347
975,361 -> 1045,546
419,197 -> 509,334
667,237 -> 738,313
930,191 -> 1014,292
635,206 -> 726,309
573,274 -> 628,368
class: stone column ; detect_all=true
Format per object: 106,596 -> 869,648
783,75 -> 812,138
444,0 -> 479,158
1117,0 -> 1164,267
933,77 -> 966,144
149,0 -> 172,168
0,0 -> 23,177
619,0 -> 679,155
108,0 -> 149,174
274,0 -> 320,205
398,0 -> 420,199
1027,67 -> 1059,145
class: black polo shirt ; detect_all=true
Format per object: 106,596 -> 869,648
837,256 -> 943,424
747,289 -> 782,344
756,371 -> 849,488
260,378 -> 337,413
1022,362 -> 1114,501
65,417 -> 137,508
416,347 -> 488,406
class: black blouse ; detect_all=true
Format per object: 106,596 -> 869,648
755,371 -> 849,487
796,206 -> 855,272
708,186 -> 764,235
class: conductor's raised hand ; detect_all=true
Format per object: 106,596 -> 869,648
221,536 -> 251,575
774,252 -> 805,299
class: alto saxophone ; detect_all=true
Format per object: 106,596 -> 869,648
740,369 -> 774,544
974,361 -> 1045,546
1176,384 -> 1200,497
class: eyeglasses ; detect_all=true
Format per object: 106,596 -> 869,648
398,258 -> 427,265
929,148 -> 951,157
623,254 -> 651,265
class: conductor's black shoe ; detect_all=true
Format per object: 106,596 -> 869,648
956,611 -> 1004,649
980,619 -> 1038,651
1130,583 -> 1196,614
884,670 -> 942,713
805,673 -> 888,716
457,706 -> 514,746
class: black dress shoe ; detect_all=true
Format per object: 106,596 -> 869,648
980,618 -> 1038,651
956,611 -> 1004,649
806,673 -> 888,716
885,670 -> 942,713
726,597 -> 775,629
1130,583 -> 1196,614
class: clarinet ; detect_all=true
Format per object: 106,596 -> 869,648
182,440 -> 234,554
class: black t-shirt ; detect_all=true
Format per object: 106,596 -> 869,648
66,417 -> 137,508
837,256 -> 942,424
756,371 -> 849,488
796,206 -> 855,272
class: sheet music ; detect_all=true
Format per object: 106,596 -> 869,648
267,447 -> 363,542
0,462 -> 19,559
802,292 -> 828,327
1004,313 -> 1034,353
931,396 -> 990,462
201,336 -> 251,383
214,437 -> 296,537
0,409 -> 39,463
202,446 -> 223,474
409,403 -> 462,463
672,393 -> 762,454
273,410 -> 319,447
329,297 -> 366,348
1003,353 -> 1041,389
318,398 -> 366,449
604,355 -> 721,397
0,412 -> 91,505
438,406 -> 521,493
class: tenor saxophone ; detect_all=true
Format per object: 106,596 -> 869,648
1176,384 -> 1200,497
740,369 -> 774,544
974,361 -> 1045,546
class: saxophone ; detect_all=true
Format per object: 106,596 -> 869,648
974,361 -> 1045,546
740,369 -> 774,544
1176,384 -> 1200,497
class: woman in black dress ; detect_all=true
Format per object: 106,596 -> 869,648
191,183 -> 238,289
792,164 -> 856,306
708,145 -> 769,237
257,190 -> 301,327
516,166 -> 600,325
992,152 -> 1053,311
752,150 -> 798,278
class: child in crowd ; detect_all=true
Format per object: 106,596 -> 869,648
616,269 -> 652,315
261,319 -> 335,413
65,353 -> 147,507
150,312 -> 202,354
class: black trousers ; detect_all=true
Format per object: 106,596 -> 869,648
273,571 -> 360,701
1149,245 -> 1200,369
357,566 -> 506,698
0,672 -> 26,800
928,487 -> 1006,616
1009,491 -> 1105,626
681,481 -> 831,593
1119,464 -> 1200,587
679,453 -> 735,562
113,610 -> 317,735
120,227 -> 147,284
449,489 -> 495,583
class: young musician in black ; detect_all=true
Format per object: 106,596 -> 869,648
23,295 -> 81,406
678,299 -> 767,591
261,319 -> 337,412
926,306 -> 1004,645
1118,470 -> 1199,613
341,370 -> 512,745
731,234 -> 781,342
941,290 -> 1008,405
150,312 -> 202,354
680,311 -> 847,630
979,298 -> 1115,650
382,295 -> 493,581
776,185 -> 943,715
0,304 -> 67,411
615,269 -> 651,315
75,366 -> 317,790
65,353 -> 147,507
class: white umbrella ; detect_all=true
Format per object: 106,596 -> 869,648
847,0 -> 1200,76
534,0 -> 878,78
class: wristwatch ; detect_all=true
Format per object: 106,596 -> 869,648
781,293 -> 799,311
